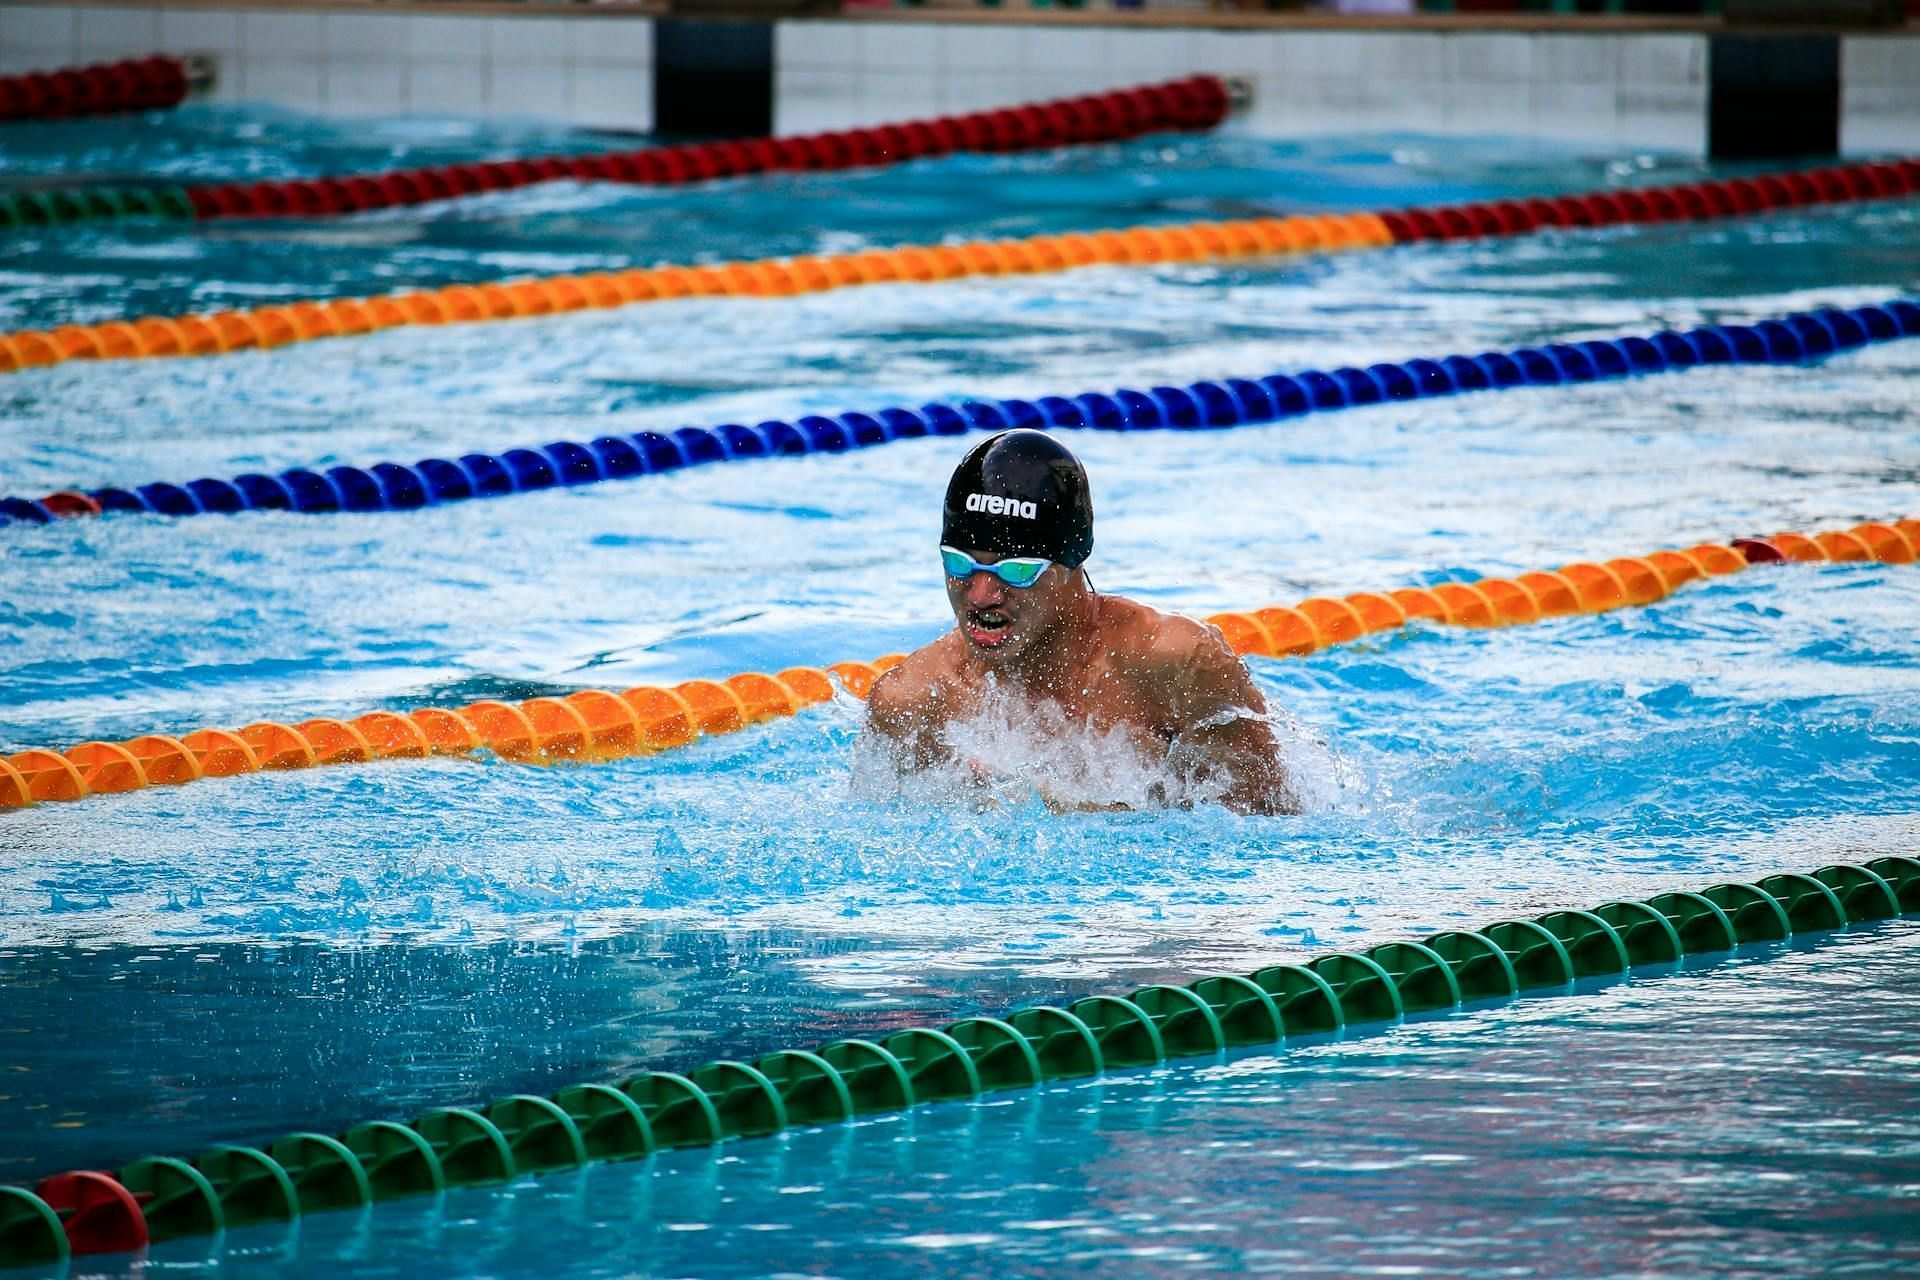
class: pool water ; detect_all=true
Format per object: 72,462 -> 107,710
1,103 -> 1918,1276
59,923 -> 1920,1280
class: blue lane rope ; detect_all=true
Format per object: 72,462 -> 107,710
3,300 -> 1916,527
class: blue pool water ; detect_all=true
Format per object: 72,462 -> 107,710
1,103 -> 1918,1276
51,923 -> 1920,1280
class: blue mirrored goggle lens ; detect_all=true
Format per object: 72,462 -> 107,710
940,547 -> 1050,588
993,558 -> 1049,587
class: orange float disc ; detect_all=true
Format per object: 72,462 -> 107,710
1473,578 -> 1542,626
350,712 -> 432,760
562,690 -> 644,759
122,734 -> 205,784
295,718 -> 375,765
1250,607 -> 1322,655
1206,612 -> 1276,659
675,680 -> 748,734
455,702 -> 540,763
621,686 -> 698,750
64,742 -> 148,793
774,668 -> 836,708
725,674 -> 799,724
238,722 -> 319,770
177,729 -> 260,777
1431,582 -> 1498,628
1296,597 -> 1367,645
520,697 -> 594,761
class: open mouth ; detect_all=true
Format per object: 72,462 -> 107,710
965,607 -> 1016,648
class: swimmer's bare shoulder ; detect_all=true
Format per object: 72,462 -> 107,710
1103,597 -> 1300,815
865,633 -> 970,768
1093,596 -> 1229,703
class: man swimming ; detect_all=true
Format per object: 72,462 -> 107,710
864,429 -> 1298,815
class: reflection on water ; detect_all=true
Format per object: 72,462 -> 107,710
0,926 -> 1096,1180
20,924 -> 1918,1280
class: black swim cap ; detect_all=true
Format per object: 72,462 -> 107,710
941,430 -> 1094,569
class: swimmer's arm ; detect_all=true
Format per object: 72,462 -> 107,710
862,663 -> 954,773
1164,629 -> 1301,817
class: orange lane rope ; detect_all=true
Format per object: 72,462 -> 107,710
0,213 -> 1394,375
2,518 -> 1913,810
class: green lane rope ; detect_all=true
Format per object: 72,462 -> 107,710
0,186 -> 194,230
2,855 -> 1915,1266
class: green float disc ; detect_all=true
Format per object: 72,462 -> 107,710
552,1083 -> 655,1161
942,1017 -> 1044,1090
816,1039 -> 916,1115
0,1185 -> 69,1268
687,1062 -> 788,1139
119,1156 -> 225,1241
485,1095 -> 588,1173
1420,931 -> 1519,1002
1248,964 -> 1346,1036
267,1132 -> 373,1212
193,1145 -> 300,1227
410,1108 -> 516,1186
1006,1006 -> 1104,1079
753,1050 -> 855,1126
1363,941 -> 1463,1014
340,1120 -> 445,1200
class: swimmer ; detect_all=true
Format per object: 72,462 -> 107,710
864,429 -> 1298,815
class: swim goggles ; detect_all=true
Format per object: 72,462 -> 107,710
940,545 -> 1052,589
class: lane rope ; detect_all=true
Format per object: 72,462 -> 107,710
0,55 -> 193,124
0,77 -> 1228,231
4,299 -> 1914,528
2,156 -> 1913,377
3,856 -> 1914,1266
2,518 -> 1912,811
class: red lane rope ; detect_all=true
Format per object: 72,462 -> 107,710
0,55 -> 190,122
1379,158 -> 1920,242
179,76 -> 1231,221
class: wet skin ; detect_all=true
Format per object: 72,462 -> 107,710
864,551 -> 1299,816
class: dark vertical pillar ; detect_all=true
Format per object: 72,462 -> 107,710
653,19 -> 774,139
1708,35 -> 1840,160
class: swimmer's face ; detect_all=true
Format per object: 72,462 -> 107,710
945,549 -> 1073,663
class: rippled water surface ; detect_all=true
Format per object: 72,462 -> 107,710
1,104 -> 1917,1275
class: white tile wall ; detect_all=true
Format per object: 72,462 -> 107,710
489,63 -> 569,121
74,4 -> 157,60
1534,33 -> 1620,87
778,66 -> 858,134
1444,32 -> 1532,84
20,6 -> 1852,155
407,14 -> 488,63
938,69 -> 1025,119
407,59 -> 487,118
7,4 -> 652,127
0,4 -> 78,61
1107,27 -> 1194,78
1533,81 -> 1619,146
570,63 -> 648,131
240,55 -> 323,114
240,9 -> 322,58
936,23 -> 1021,75
1840,36 -> 1920,153
327,58 -> 407,118
567,16 -> 650,69
1619,34 -> 1705,87
772,20 -> 1714,155
492,14 -> 569,66
323,12 -> 403,62
155,9 -> 240,61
